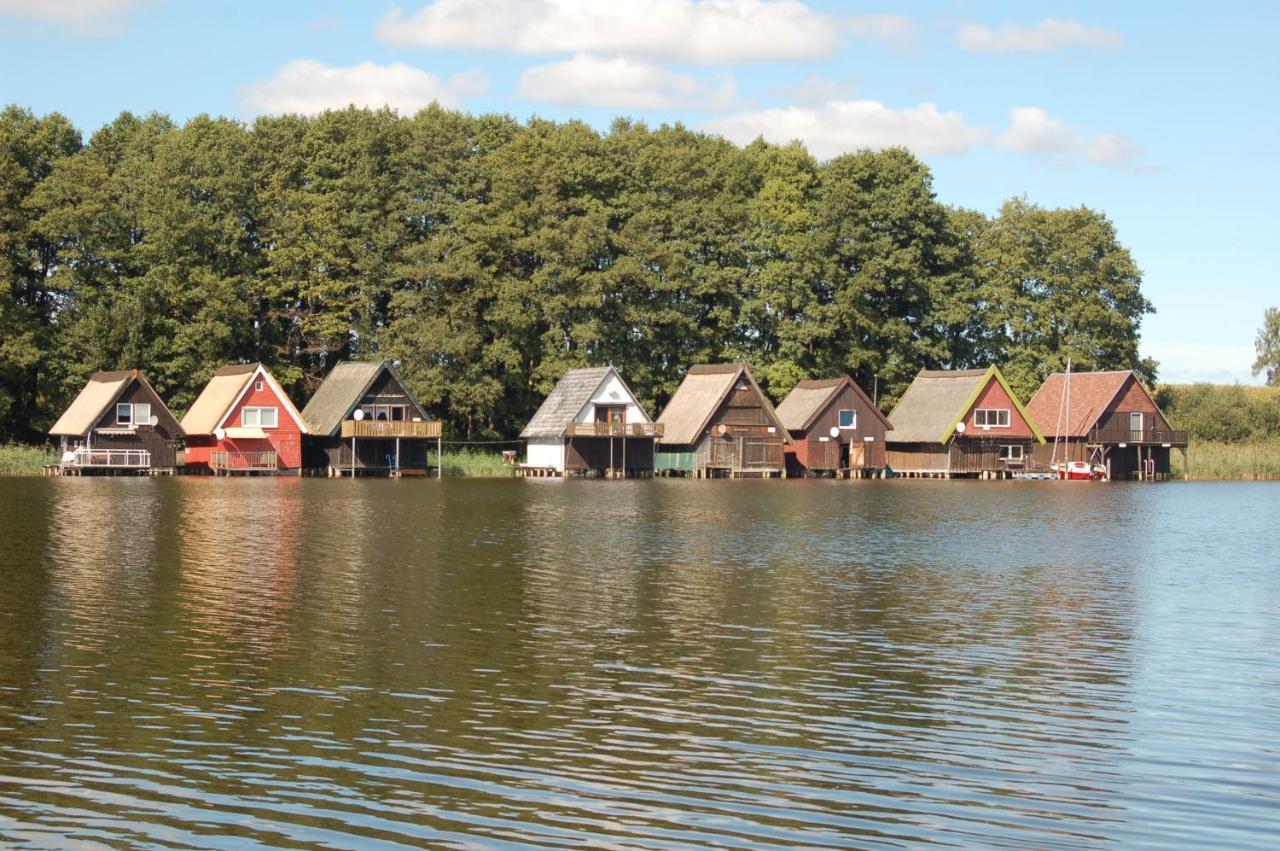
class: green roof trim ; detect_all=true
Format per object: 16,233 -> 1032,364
939,365 -> 1045,444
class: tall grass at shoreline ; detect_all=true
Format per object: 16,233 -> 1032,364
438,449 -> 516,478
1173,439 -> 1280,481
0,443 -> 57,475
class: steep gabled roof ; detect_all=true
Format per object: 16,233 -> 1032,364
302,361 -> 430,436
1026,370 -> 1143,438
888,366 -> 1043,444
775,375 -> 892,433
180,363 -> 308,435
49,370 -> 179,437
657,363 -> 791,446
521,366 -> 649,439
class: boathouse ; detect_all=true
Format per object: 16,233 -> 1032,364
301,361 -> 441,476
654,363 -> 790,477
180,363 -> 308,474
775,375 -> 892,477
886,366 -> 1044,478
1026,370 -> 1188,480
48,369 -> 182,474
520,366 -> 660,477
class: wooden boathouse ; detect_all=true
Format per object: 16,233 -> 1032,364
1026,370 -> 1188,480
775,375 -> 892,477
301,360 -> 441,477
47,369 -> 182,475
886,366 -> 1044,478
654,363 -> 790,478
519,366 -> 661,477
180,363 -> 308,474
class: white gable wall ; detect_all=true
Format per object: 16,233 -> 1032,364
573,372 -> 650,425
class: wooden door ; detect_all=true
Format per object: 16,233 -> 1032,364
849,442 -> 865,468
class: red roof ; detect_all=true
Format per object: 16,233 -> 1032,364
1026,371 -> 1133,438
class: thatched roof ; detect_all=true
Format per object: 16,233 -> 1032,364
181,363 -> 307,435
888,366 -> 1041,444
302,361 -> 429,436
657,363 -> 790,446
1026,370 -> 1135,438
49,370 -> 136,436
521,366 -> 638,439
775,375 -> 891,433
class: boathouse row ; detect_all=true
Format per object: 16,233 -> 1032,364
47,360 -> 1188,480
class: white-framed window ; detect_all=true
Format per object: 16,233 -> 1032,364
116,402 -> 132,425
1000,444 -> 1024,461
360,404 -> 408,421
837,409 -> 856,429
242,406 -> 279,428
255,380 -> 264,392
974,408 -> 1011,428
133,403 -> 151,425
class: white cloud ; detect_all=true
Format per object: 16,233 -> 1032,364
704,99 -> 988,159
376,0 -> 839,63
518,54 -> 734,110
241,60 -> 484,116
0,0 -> 149,32
846,13 -> 917,50
995,106 -> 1146,171
770,75 -> 855,106
957,18 -> 1122,53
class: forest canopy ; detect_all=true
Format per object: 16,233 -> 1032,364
0,103 -> 1155,441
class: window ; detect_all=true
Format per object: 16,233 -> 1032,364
242,407 -> 279,428
116,402 -> 132,425
133,403 -> 151,425
1000,444 -> 1024,461
974,408 -> 1011,428
837,409 -> 856,429
360,404 -> 408,422
255,380 -> 264,392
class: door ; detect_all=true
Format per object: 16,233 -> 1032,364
849,442 -> 865,468
1129,412 -> 1144,442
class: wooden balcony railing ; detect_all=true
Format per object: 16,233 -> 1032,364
66,448 -> 151,468
564,421 -> 664,438
1088,425 -> 1189,445
210,450 -> 278,471
341,419 -> 442,439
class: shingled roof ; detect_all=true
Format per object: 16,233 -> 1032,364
775,375 -> 892,433
888,365 -> 1041,444
656,363 -> 790,446
1026,370 -> 1140,438
301,361 -> 430,436
49,370 -> 177,437
180,363 -> 307,435
521,366 -> 651,439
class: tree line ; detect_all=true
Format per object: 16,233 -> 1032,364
1,103 -> 1155,441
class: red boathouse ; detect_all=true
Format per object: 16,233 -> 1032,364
180,363 -> 308,474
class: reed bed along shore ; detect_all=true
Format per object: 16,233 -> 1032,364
1173,439 -> 1280,481
0,443 -> 57,475
437,449 -> 517,478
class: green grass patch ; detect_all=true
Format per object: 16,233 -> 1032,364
1173,439 -> 1280,481
0,442 -> 58,475
438,449 -> 516,478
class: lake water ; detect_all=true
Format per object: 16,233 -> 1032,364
0,477 -> 1277,849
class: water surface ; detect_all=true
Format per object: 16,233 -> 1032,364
1,478 -> 1277,848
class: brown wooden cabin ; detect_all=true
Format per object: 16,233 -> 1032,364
655,363 -> 791,477
301,361 -> 441,476
886,366 -> 1045,478
775,376 -> 892,477
48,369 -> 183,473
520,366 -> 660,477
1026,370 -> 1188,480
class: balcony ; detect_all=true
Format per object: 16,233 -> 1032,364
65,448 -> 151,469
564,421 -> 664,438
341,419 -> 442,439
210,450 -> 278,472
1087,425 -> 1189,446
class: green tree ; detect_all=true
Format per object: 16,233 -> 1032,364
1253,307 -> 1280,386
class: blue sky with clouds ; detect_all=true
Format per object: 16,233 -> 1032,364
2,0 -> 1275,383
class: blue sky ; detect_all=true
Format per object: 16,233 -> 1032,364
2,0 -> 1275,384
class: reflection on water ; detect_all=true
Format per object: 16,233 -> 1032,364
1,478 -> 1278,848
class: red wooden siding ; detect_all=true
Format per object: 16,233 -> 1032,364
962,377 -> 1035,438
184,372 -> 303,470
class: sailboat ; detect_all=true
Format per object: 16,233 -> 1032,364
1050,360 -> 1105,481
